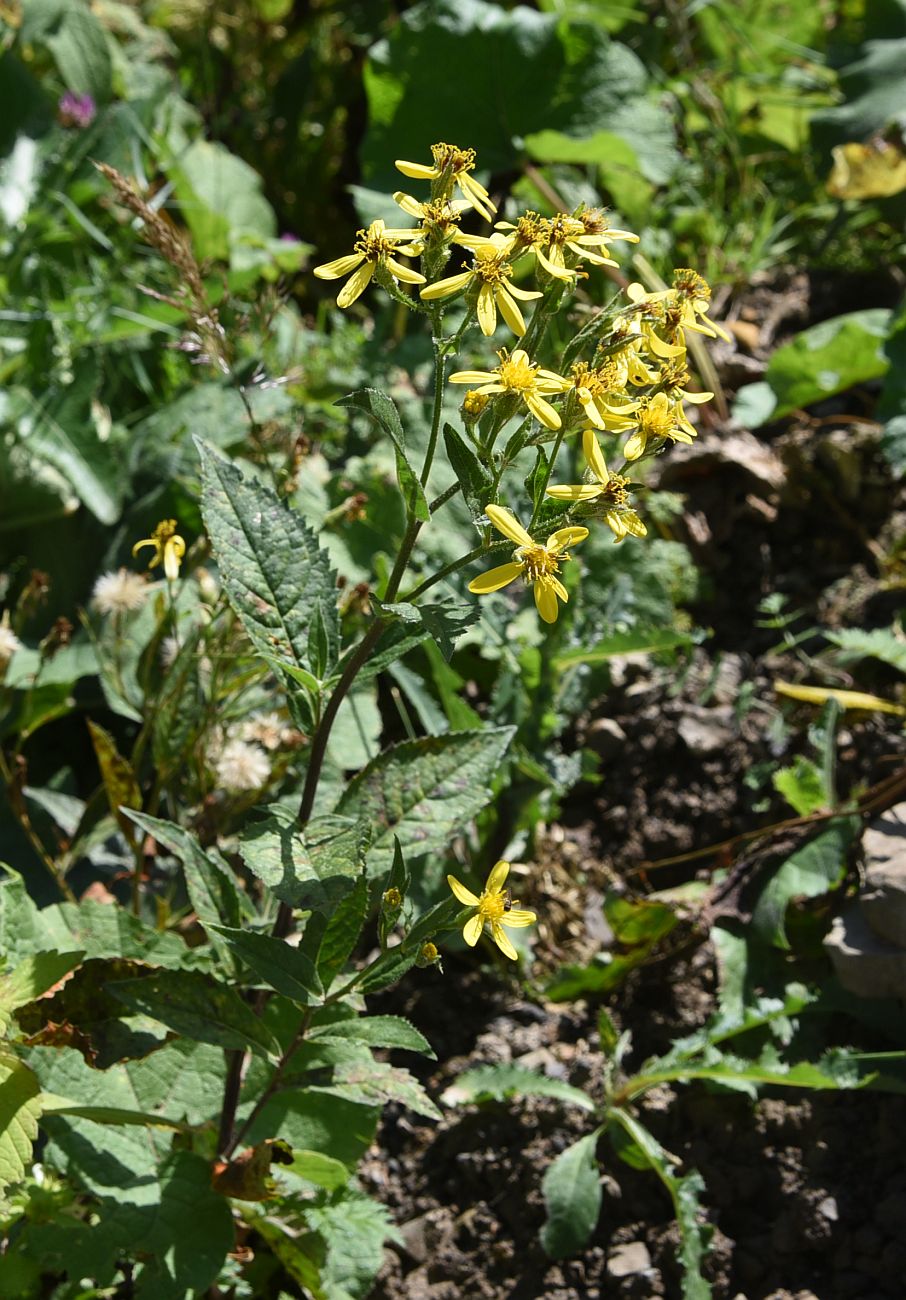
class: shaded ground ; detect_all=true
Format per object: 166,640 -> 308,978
361,278 -> 906,1299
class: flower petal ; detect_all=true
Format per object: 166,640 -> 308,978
486,860 -> 510,893
392,191 -> 423,218
534,581 -> 560,623
547,525 -> 589,552
623,430 -> 647,461
336,261 -> 375,308
490,922 -> 519,960
313,252 -> 364,280
476,282 -> 498,337
131,538 -> 157,559
501,908 -> 536,928
525,391 -> 561,430
485,504 -> 533,548
447,874 -> 479,906
395,160 -> 438,179
420,271 -> 472,301
386,258 -> 426,285
506,284 -> 543,301
582,428 -> 610,484
449,369 -> 496,385
494,285 -> 526,337
546,484 -> 602,501
164,537 -> 185,581
468,562 -> 523,595
463,913 -> 485,946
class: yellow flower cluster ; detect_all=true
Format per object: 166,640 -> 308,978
312,143 -> 729,627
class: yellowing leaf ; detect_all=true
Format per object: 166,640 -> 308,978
828,140 -> 906,200
774,680 -> 905,716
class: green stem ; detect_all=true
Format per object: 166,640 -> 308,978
429,482 -> 460,514
399,539 -> 511,604
420,331 -> 447,487
529,424 -> 566,531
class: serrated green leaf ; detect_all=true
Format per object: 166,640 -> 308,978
0,950 -> 84,1022
442,1064 -> 594,1112
540,1131 -> 602,1258
125,810 -> 244,938
826,626 -> 906,674
316,877 -> 369,990
338,389 -> 429,523
239,812 -> 367,910
608,1110 -> 711,1299
772,756 -> 828,815
320,1061 -> 441,1121
355,945 -> 420,995
109,969 -> 278,1057
381,598 -> 479,661
554,627 -> 694,669
210,926 -> 323,1004
309,1014 -> 434,1058
242,1087 -> 379,1168
306,1186 -> 402,1299
336,727 -> 515,873
0,1053 -> 41,1204
198,440 -> 340,679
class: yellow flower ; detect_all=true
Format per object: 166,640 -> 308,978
447,860 -> 536,960
569,358 -> 635,430
395,142 -> 496,220
392,191 -> 471,236
420,235 -> 541,337
626,269 -> 731,344
449,348 -> 570,430
539,211 -> 639,280
618,392 -> 698,461
546,428 -> 647,543
468,504 -> 588,623
133,519 -> 186,581
313,219 -> 425,307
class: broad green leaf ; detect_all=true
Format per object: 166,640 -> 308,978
605,893 -> 678,945
9,368 -> 123,523
288,1148 -> 350,1191
210,926 -> 323,1005
22,0 -> 113,98
608,1110 -> 711,1299
319,1062 -> 441,1121
442,1064 -> 594,1112
125,810 -> 244,937
338,390 -> 429,523
355,944 -> 420,995
752,822 -> 857,948
811,34 -> 906,150
362,0 -> 673,186
198,440 -> 340,680
540,1131 -> 602,1258
87,720 -> 141,840
526,120 -> 678,185
336,727 -> 515,873
309,1015 -> 434,1057
239,812 -> 367,911
0,1053 -> 41,1204
0,950 -> 84,1025
109,968 -> 278,1057
167,139 -> 277,262
736,309 -> 892,424
38,1096 -> 187,1130
242,1087 -> 379,1169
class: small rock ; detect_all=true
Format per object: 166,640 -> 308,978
817,1195 -> 839,1222
860,803 -> 906,947
607,1241 -> 652,1277
824,906 -> 906,999
678,706 -> 736,755
586,717 -> 628,761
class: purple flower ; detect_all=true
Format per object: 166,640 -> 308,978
58,92 -> 96,129
280,232 -> 301,243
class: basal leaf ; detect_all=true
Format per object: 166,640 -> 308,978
752,821 -> 857,948
540,1131 -> 603,1258
336,727 -> 515,873
198,440 -> 340,680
